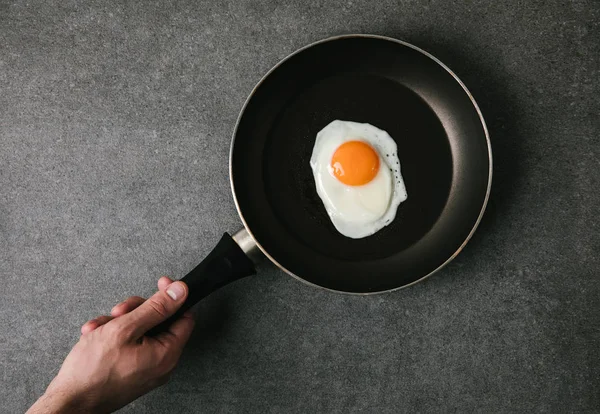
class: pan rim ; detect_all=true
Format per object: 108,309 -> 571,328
229,33 -> 493,295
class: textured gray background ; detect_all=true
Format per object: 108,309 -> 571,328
1,0 -> 599,412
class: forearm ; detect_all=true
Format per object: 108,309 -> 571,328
27,389 -> 90,414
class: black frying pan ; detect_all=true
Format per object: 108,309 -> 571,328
152,34 -> 491,332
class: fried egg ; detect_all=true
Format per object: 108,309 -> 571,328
310,120 -> 407,238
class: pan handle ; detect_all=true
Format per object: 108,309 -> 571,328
147,229 -> 259,336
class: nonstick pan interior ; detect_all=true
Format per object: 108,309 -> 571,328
231,35 -> 491,293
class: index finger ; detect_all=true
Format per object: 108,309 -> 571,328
115,281 -> 189,340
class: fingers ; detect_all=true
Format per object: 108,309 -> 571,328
82,277 -> 179,338
82,293 -> 149,335
110,296 -> 146,317
154,311 -> 195,351
157,276 -> 174,292
110,276 -> 173,318
81,315 -> 114,335
115,281 -> 189,340
111,275 -> 174,316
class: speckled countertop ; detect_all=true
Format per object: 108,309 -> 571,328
1,1 -> 599,412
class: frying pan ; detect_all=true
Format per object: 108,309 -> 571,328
152,34 -> 491,332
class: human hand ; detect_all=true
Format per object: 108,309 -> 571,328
27,277 -> 195,414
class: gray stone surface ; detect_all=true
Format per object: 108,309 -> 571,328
1,0 -> 599,412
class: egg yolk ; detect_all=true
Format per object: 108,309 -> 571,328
331,140 -> 380,186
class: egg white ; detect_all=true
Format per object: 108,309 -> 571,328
310,120 -> 407,239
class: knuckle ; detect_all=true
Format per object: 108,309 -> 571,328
81,320 -> 93,330
102,325 -> 121,342
147,296 -> 171,319
118,324 -> 137,341
103,321 -> 119,335
105,320 -> 133,341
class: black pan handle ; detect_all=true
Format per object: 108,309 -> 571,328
148,231 -> 257,336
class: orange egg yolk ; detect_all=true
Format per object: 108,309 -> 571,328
330,140 -> 380,186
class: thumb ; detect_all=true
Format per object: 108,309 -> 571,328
117,281 -> 189,340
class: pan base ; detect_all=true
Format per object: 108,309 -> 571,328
263,73 -> 453,261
